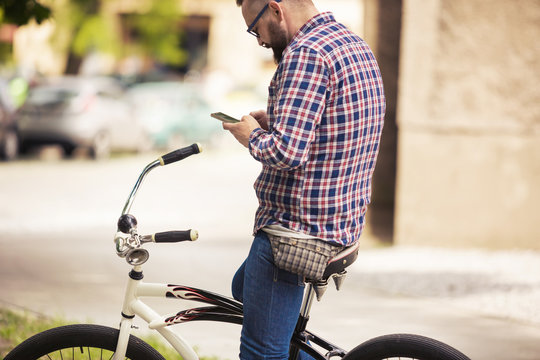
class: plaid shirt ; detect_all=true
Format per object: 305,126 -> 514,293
249,13 -> 385,246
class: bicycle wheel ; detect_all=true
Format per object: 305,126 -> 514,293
342,334 -> 470,360
4,324 -> 165,360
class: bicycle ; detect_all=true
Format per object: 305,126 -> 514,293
4,143 -> 471,360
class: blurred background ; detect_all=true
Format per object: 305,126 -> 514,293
0,1 -> 540,358
1,0 -> 538,249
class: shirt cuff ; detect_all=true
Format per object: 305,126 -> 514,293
248,127 -> 266,161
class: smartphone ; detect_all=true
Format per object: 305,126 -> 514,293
211,112 -> 241,124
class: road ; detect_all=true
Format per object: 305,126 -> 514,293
1,140 -> 540,360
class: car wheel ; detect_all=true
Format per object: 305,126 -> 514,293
0,130 -> 19,161
63,144 -> 76,158
90,132 -> 111,160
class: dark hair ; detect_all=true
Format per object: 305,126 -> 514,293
236,0 -> 243,5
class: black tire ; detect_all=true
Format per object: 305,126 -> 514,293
0,129 -> 18,161
62,143 -> 76,157
342,334 -> 470,360
90,132 -> 111,159
4,324 -> 165,360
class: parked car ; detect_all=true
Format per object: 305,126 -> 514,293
0,79 -> 18,161
15,76 -> 150,159
127,81 -> 221,149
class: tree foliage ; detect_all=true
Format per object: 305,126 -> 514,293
62,0 -> 186,70
124,0 -> 187,66
0,0 -> 51,26
2,0 -> 186,73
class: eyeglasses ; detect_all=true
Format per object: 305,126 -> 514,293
246,0 -> 281,38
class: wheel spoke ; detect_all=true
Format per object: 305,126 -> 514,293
35,348 -> 135,360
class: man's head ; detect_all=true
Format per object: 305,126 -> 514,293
236,0 -> 318,63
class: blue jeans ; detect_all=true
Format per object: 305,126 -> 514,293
232,231 -> 313,360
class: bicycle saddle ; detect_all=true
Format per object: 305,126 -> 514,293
321,241 -> 360,280
308,241 -> 360,301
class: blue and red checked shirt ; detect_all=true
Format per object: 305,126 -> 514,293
248,12 -> 385,246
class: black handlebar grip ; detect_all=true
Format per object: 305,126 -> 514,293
154,230 -> 199,243
159,143 -> 202,166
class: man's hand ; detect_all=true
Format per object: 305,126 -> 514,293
250,110 -> 269,131
223,114 -> 261,148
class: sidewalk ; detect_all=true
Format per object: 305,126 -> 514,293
339,244 -> 540,360
351,245 -> 540,327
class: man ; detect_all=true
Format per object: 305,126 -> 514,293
223,0 -> 385,358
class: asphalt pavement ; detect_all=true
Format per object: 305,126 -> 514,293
1,139 -> 539,360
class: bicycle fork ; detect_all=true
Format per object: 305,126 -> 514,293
112,267 -> 141,360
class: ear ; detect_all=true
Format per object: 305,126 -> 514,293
268,1 -> 284,21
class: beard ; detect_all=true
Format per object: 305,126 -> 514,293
267,21 -> 288,64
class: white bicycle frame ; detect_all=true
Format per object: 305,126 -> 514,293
114,267 -> 199,360
111,265 -> 324,360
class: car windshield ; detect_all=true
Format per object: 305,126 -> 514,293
26,87 -> 79,105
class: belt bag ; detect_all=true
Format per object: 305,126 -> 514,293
268,235 -> 340,280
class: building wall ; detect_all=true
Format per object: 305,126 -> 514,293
395,0 -> 540,249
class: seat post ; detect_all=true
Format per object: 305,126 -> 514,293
289,283 -> 317,360
300,282 -> 317,318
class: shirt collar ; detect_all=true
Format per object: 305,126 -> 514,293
291,12 -> 336,44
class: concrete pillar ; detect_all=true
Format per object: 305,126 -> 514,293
395,0 -> 540,249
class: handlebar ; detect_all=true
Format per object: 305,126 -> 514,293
116,215 -> 198,242
153,230 -> 199,242
114,144 -> 202,266
114,225 -> 199,260
159,143 -> 202,166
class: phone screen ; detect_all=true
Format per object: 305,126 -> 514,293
211,112 -> 240,123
